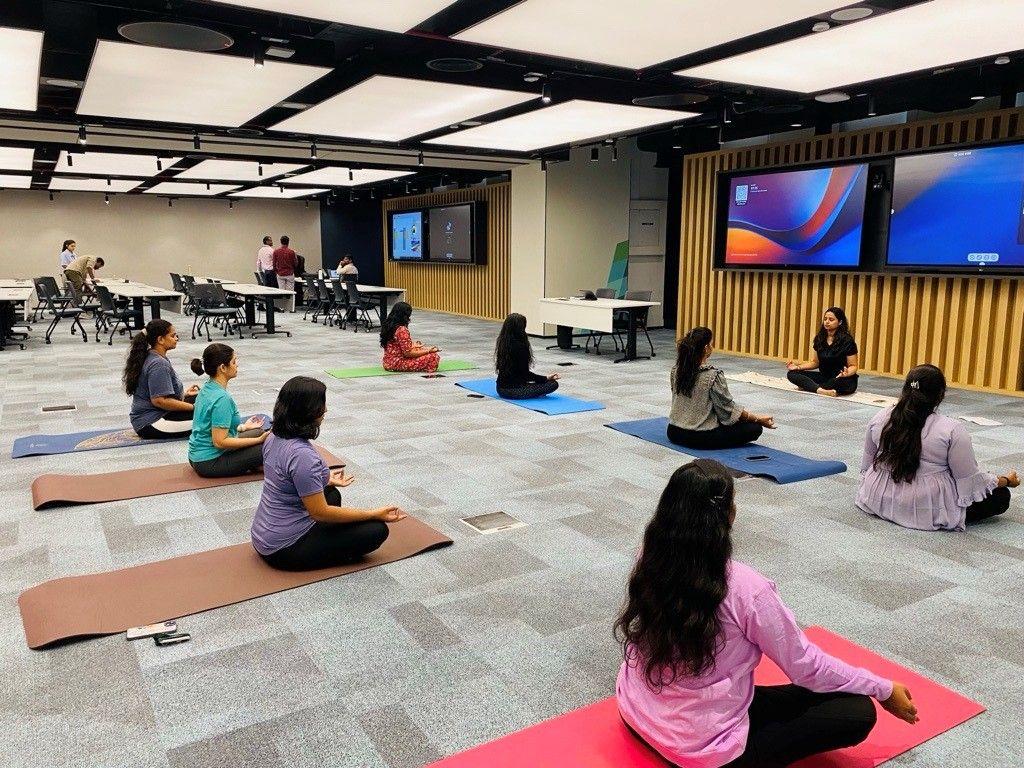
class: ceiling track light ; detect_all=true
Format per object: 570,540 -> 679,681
348,168 -> 354,181
206,182 -> 211,191
193,133 -> 201,150
349,190 -> 355,202
304,199 -> 309,208
49,191 -> 54,202
258,163 -> 264,177
723,106 -> 732,125
418,150 -> 424,166
156,157 -> 163,172
67,153 -> 73,168
229,200 -> 234,209
541,83 -> 552,104
104,193 -> 109,205
310,141 -> 317,159
405,182 -> 411,193
253,34 -> 265,69
590,146 -> 599,162
541,158 -> 547,171
279,184 -> 284,194
611,140 -> 618,162
168,198 -> 173,208
370,188 -> 375,199
867,95 -> 877,116
78,125 -> 87,145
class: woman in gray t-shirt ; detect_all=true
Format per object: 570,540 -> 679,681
124,319 -> 198,439
667,327 -> 775,450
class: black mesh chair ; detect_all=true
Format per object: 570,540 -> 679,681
330,278 -> 351,329
31,276 -> 72,322
67,281 -> 103,335
302,279 -> 321,320
344,281 -> 379,332
611,289 -> 655,358
254,271 -> 266,286
191,283 -> 241,341
34,277 -> 88,344
180,275 -> 198,315
94,285 -> 142,345
585,287 -> 618,354
312,278 -> 335,325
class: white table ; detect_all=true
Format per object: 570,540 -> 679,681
0,287 -> 33,348
0,280 -> 34,320
221,283 -> 295,336
538,297 -> 660,362
102,283 -> 184,328
193,276 -> 238,285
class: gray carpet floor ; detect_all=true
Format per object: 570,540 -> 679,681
1,306 -> 1021,768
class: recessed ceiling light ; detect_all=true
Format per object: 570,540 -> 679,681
208,1 -> 458,33
176,160 -> 307,181
277,100 -> 312,109
0,27 -> 43,111
144,181 -> 240,196
425,99 -> 696,152
814,91 -> 850,103
790,122 -> 803,127
829,7 -> 873,22
284,167 -> 414,186
453,0 -> 844,70
0,147 -> 34,171
55,151 -> 182,176
77,40 -> 330,127
49,177 -> 140,192
41,77 -> 84,89
676,0 -> 1024,93
994,55 -> 1010,65
230,186 -> 328,198
812,21 -> 831,32
970,95 -> 986,100
0,174 -> 32,189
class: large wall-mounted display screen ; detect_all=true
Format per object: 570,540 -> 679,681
718,163 -> 870,269
388,210 -> 424,261
428,204 -> 474,263
888,143 -> 1024,271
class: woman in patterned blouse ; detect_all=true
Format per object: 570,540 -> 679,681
380,302 -> 440,373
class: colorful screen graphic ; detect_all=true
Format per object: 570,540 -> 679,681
888,144 -> 1024,269
723,164 -> 869,267
390,211 -> 423,260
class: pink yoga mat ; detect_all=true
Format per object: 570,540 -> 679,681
426,626 -> 985,768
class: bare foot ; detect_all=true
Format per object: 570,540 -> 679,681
817,388 -> 838,397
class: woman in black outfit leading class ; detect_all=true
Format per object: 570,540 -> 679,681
667,327 -> 775,450
786,307 -> 859,397
494,313 -> 560,399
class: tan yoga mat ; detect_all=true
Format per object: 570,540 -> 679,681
726,371 -> 899,407
18,515 -> 452,649
31,445 -> 345,510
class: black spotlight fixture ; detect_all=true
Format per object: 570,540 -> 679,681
206,182 -> 211,191
78,125 -> 87,145
349,189 -> 355,202
418,150 -> 424,166
193,133 -> 201,150
229,199 -> 234,210
310,141 -> 317,159
257,163 -> 264,177
348,168 -> 354,182
67,153 -> 73,167
867,96 -> 877,116
405,182 -> 411,193
611,140 -> 618,161
106,177 -> 112,186
253,34 -> 264,68
370,188 -> 375,199
541,83 -> 552,103
104,193 -> 110,205
156,157 -> 163,172
590,146 -> 599,162
168,198 -> 173,207
304,199 -> 309,208
541,157 -> 548,171
49,191 -> 54,202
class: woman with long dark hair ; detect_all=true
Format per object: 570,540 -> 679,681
124,319 -> 198,439
380,302 -> 440,373
187,343 -> 267,478
616,459 -> 918,767
252,376 -> 405,571
786,307 -> 859,397
494,313 -> 559,399
59,239 -> 77,271
857,364 -> 1017,530
667,327 -> 773,450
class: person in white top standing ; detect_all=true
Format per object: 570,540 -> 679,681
59,239 -> 77,271
256,235 -> 277,287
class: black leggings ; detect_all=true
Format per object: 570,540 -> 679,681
190,429 -> 264,478
667,420 -> 763,450
965,485 -> 1011,524
135,395 -> 196,440
497,380 -> 559,400
260,486 -> 390,571
787,369 -> 858,396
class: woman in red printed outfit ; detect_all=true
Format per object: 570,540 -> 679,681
380,302 -> 440,373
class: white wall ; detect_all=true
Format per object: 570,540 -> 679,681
0,190 -> 322,287
627,138 -> 669,326
510,163 -> 547,334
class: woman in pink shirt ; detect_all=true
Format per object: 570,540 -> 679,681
615,459 -> 919,767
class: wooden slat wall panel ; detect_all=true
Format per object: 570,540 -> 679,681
382,184 -> 510,322
678,107 -> 1024,394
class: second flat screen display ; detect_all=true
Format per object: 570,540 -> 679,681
723,163 -> 869,268
429,204 -> 474,263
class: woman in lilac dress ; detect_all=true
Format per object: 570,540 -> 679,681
616,459 -> 918,768
857,364 -> 1017,531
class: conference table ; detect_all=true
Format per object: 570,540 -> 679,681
98,281 -> 184,329
538,296 -> 660,363
0,286 -> 33,349
0,280 -> 34,321
193,276 -> 238,285
296,277 -> 406,320
221,283 -> 295,336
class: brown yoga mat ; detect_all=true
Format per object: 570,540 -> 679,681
31,444 -> 345,510
18,515 -> 452,649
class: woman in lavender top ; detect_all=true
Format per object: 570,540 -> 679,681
252,376 -> 406,571
616,459 -> 918,768
857,364 -> 1017,532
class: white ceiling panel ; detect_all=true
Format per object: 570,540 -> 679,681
0,27 -> 43,111
284,167 -> 414,186
676,0 -> 1024,93
0,147 -> 34,172
144,182 -> 241,196
454,0 -> 841,69
176,159 -> 308,181
229,186 -> 328,198
425,99 -> 694,152
49,177 -> 141,192
272,75 -> 536,141
55,152 -> 181,177
208,1 -> 457,32
0,174 -> 33,189
77,41 -> 331,126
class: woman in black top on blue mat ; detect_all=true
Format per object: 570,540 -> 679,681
786,307 -> 859,397
494,313 -> 560,399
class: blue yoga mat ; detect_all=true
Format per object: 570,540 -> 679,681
455,378 -> 605,415
12,414 -> 271,459
605,417 -> 846,484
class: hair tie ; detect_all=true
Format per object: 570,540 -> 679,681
909,380 -> 920,390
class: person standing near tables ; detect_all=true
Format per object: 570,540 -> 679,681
256,235 -> 277,287
273,235 -> 297,295
63,254 -> 104,296
59,239 -> 77,272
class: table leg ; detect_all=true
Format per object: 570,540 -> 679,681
546,324 -> 582,351
614,309 -> 649,363
133,297 -> 145,329
149,297 -> 162,320
245,297 -> 257,327
265,299 -> 276,334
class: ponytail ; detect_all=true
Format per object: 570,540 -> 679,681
122,319 -> 172,395
674,327 -> 713,397
874,364 -> 947,482
191,343 -> 234,378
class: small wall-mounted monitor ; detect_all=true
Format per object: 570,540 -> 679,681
887,142 -> 1024,273
388,210 -> 425,261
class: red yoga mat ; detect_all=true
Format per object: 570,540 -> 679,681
426,626 -> 985,768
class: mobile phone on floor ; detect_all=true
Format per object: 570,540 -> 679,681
422,373 -> 446,378
153,632 -> 191,646
127,620 -> 177,640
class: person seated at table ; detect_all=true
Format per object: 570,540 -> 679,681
124,319 -> 198,439
252,376 -> 406,571
63,254 -> 104,296
494,312 -> 559,399
616,459 -> 919,768
857,363 -> 1018,531
188,343 -> 267,478
380,302 -> 440,373
338,254 -> 359,281
786,307 -> 859,397
667,327 -> 774,450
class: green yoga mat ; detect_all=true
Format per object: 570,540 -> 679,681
326,360 -> 478,379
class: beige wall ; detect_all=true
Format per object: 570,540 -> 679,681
0,190 -> 322,287
510,163 -> 547,334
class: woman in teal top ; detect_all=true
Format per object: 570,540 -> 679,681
188,343 -> 267,478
